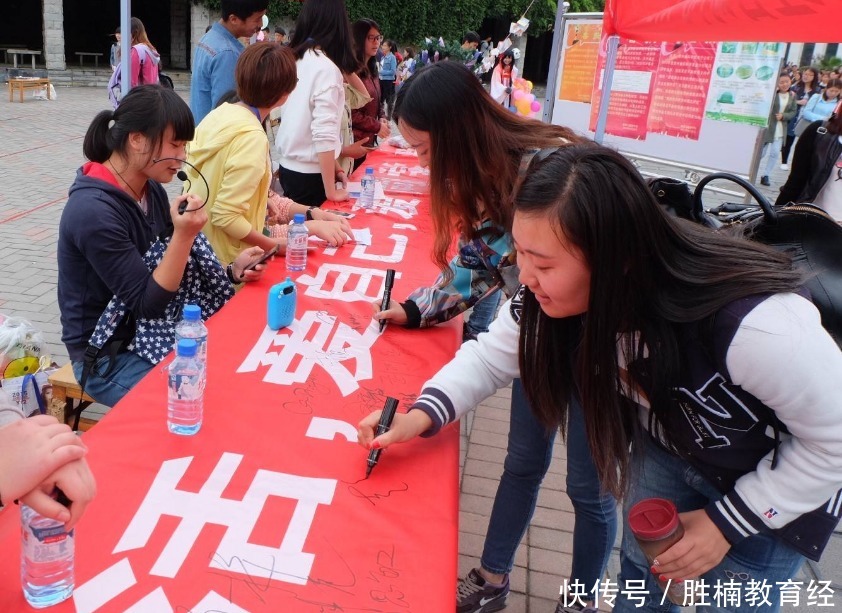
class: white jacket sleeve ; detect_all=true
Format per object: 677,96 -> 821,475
410,298 -> 521,435
715,293 -> 842,537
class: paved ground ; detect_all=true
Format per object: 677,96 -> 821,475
0,82 -> 838,611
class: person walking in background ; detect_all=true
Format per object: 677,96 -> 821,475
782,66 -> 821,169
372,63 -> 616,613
490,50 -> 518,108
777,100 -> 842,220
190,0 -> 268,124
361,142 -> 842,613
109,27 -> 121,71
107,18 -> 161,109
350,19 -> 389,170
275,0 -> 358,206
274,26 -> 286,44
801,78 -> 842,123
759,73 -> 796,186
379,39 -> 397,120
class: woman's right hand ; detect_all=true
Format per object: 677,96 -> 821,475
170,194 -> 208,237
378,119 -> 391,139
326,185 -> 349,202
371,299 -> 408,325
307,220 -> 353,246
357,410 -> 433,450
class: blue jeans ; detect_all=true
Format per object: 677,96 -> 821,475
614,437 -> 804,613
72,351 -> 153,408
481,379 -> 618,600
465,289 -> 501,339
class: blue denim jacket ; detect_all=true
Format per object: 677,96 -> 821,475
190,22 -> 244,124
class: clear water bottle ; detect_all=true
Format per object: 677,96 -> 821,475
20,503 -> 74,608
286,213 -> 308,272
359,166 -> 375,209
167,339 -> 204,435
174,304 -> 208,369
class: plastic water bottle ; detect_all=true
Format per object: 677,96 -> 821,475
167,339 -> 204,435
20,503 -> 74,608
174,304 -> 208,369
359,166 -> 375,209
286,213 -> 308,272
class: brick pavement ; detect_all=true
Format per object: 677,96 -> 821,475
0,84 -> 838,611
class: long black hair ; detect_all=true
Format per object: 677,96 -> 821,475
290,0 -> 358,74
515,143 -> 805,497
83,85 -> 194,164
352,18 -> 379,79
393,61 -> 579,276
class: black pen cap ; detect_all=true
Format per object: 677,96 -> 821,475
385,269 -> 396,285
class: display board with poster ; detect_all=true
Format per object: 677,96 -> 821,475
546,14 -> 781,176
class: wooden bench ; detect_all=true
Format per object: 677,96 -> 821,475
74,51 -> 103,68
7,49 -> 40,69
7,77 -> 50,102
47,363 -> 97,432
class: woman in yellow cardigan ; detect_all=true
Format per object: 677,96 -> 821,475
185,42 -> 352,266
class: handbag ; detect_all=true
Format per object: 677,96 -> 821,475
794,116 -> 814,137
692,173 -> 842,348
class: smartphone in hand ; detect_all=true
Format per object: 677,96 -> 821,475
245,244 -> 280,272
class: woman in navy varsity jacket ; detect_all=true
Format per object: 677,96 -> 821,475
358,143 -> 842,612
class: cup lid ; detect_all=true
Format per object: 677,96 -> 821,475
628,498 -> 679,539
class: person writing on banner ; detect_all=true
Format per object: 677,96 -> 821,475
275,0 -> 358,207
371,62 -> 615,613
185,43 -> 352,267
360,142 -> 842,613
758,73 -> 796,187
490,50 -> 518,108
0,389 -> 96,529
777,99 -> 842,221
58,85 -> 268,408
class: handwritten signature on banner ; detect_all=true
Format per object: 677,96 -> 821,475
73,439 -> 413,612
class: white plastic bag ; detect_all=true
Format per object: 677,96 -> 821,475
0,315 -> 47,380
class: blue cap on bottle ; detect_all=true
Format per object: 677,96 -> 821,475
183,304 -> 201,321
293,213 -> 306,224
177,339 -> 197,357
365,166 -> 374,174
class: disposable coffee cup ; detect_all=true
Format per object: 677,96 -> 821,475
628,498 -> 687,605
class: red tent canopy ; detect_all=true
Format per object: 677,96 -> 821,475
604,0 -> 839,43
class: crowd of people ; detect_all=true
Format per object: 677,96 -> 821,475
2,1 -> 840,613
762,62 -> 842,203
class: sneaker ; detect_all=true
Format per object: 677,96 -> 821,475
456,568 -> 509,612
760,175 -> 771,186
780,163 -> 789,170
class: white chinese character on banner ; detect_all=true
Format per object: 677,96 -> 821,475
353,197 -> 420,219
297,264 -> 401,303
113,453 -> 336,584
238,311 -> 378,396
350,233 -> 408,263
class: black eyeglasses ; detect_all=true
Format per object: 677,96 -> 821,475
367,34 -> 383,42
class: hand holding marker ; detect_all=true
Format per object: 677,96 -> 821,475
365,397 -> 399,478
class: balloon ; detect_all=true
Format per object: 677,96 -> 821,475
516,99 -> 532,115
526,93 -> 535,103
530,100 -> 541,112
509,105 -> 517,113
512,89 -> 525,101
526,80 -> 533,90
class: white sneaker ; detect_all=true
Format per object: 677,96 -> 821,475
780,164 -> 789,170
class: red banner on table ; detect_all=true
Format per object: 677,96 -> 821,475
0,149 -> 463,612
589,38 -> 660,140
647,42 -> 717,140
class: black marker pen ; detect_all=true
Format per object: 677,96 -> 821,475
379,269 -> 396,333
366,397 -> 399,478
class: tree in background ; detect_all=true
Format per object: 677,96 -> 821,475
195,0 -> 605,45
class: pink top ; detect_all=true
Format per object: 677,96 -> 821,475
130,44 -> 159,88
